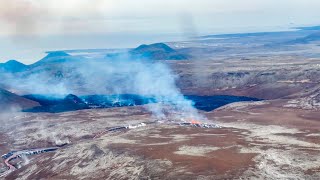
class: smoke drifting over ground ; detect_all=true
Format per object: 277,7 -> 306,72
1,53 -> 204,121
79,58 -> 203,120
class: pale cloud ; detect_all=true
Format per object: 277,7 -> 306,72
1,0 -> 320,37
0,0 -> 320,63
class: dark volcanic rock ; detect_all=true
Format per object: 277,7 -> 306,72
185,95 -> 261,111
23,94 -> 89,113
64,94 -> 86,105
23,94 -> 260,113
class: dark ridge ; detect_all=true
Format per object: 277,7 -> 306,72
23,94 -> 89,113
0,60 -> 28,73
23,94 -> 66,106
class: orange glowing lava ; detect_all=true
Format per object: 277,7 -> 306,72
190,119 -> 201,124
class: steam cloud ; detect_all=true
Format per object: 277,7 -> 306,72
0,53 -> 205,121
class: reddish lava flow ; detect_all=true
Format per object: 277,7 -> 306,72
190,119 -> 201,125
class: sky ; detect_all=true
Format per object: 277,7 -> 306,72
0,0 -> 320,64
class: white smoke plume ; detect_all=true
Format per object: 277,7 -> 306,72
21,154 -> 30,166
50,132 -> 70,146
0,53 -> 205,121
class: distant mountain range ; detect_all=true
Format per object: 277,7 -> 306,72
1,32 -> 319,74
0,51 -> 72,73
31,51 -> 72,66
106,43 -> 189,60
0,60 -> 28,73
1,43 -> 187,74
1,28 -> 320,113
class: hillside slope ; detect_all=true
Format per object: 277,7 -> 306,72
0,88 -> 40,112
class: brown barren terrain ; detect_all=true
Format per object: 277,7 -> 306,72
1,97 -> 319,179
